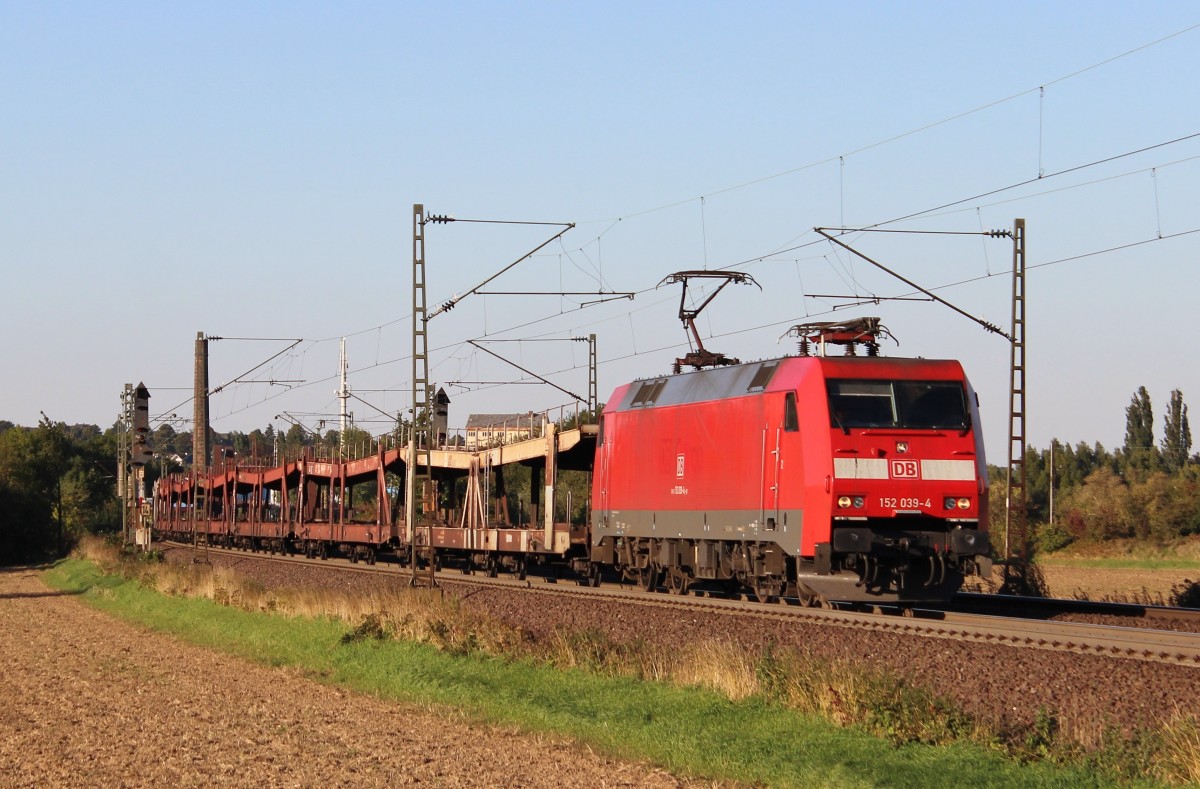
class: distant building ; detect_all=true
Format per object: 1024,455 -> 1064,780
465,412 -> 540,449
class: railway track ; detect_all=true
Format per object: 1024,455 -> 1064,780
949,591 -> 1200,627
162,541 -> 1200,668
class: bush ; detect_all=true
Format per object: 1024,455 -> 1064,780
1033,522 -> 1074,554
1169,579 -> 1200,609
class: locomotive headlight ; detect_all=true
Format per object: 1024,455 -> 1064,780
852,496 -> 865,509
957,497 -> 971,510
837,496 -> 852,509
944,497 -> 957,510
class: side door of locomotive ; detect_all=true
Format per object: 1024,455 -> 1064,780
761,392 -> 794,531
597,413 -> 610,516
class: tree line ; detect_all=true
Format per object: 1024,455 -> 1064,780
993,387 -> 1197,553
0,418 -> 119,563
0,418 -> 337,563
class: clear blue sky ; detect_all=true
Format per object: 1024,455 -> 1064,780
3,2 -> 1198,460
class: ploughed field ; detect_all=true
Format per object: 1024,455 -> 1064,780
160,546 -> 1199,739
0,566 -> 696,788
1038,563 -> 1194,603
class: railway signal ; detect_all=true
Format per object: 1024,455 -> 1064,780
130,383 -> 153,466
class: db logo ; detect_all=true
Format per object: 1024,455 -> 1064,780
890,459 -> 919,479
676,453 -> 685,478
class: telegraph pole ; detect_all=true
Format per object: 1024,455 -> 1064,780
337,337 -> 350,458
1003,218 -> 1029,590
408,206 -> 577,585
409,204 -> 435,586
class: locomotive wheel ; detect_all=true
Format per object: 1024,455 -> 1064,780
666,568 -> 691,596
753,576 -> 782,603
801,592 -> 832,609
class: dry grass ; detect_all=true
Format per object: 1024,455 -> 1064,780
77,537 -> 523,656
1157,710 -> 1200,785
670,640 -> 761,701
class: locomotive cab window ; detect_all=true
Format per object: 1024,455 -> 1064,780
827,380 -> 969,430
784,392 -> 798,432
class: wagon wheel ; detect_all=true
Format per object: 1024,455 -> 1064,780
637,565 -> 660,592
515,556 -> 528,581
485,555 -> 499,578
666,568 -> 691,596
366,548 -> 377,565
585,562 -> 602,587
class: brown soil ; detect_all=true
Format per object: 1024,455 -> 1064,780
1038,565 -> 1194,603
0,567 -> 698,788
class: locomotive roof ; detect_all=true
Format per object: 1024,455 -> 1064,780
611,355 -> 963,412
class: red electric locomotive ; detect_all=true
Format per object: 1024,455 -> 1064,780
589,318 -> 991,604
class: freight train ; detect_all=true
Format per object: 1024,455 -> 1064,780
154,318 -> 991,605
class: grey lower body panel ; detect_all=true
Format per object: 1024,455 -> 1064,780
594,507 -> 803,555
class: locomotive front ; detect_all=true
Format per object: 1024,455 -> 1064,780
799,352 -> 992,603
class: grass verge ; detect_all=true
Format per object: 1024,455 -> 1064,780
43,551 -> 1185,788
1038,556 -> 1200,572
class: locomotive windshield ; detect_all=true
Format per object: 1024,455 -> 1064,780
827,380 -> 969,430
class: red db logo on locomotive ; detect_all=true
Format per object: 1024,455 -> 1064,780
890,459 -> 919,479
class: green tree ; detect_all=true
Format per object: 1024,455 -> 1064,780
0,418 -> 72,560
1161,388 -> 1192,472
1059,467 -> 1132,541
1123,386 -> 1158,472
281,423 -> 309,459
